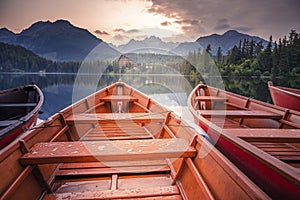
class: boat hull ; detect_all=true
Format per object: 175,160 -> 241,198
268,81 -> 300,112
0,84 -> 44,149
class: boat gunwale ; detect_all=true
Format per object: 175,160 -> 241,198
268,81 -> 300,98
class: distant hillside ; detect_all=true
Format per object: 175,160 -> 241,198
196,30 -> 269,55
0,42 -> 50,72
0,20 -> 119,61
0,42 -> 81,72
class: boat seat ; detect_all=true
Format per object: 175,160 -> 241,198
42,186 -> 181,200
195,96 -> 227,102
65,113 -> 166,124
225,129 -> 300,142
199,110 -> 282,119
20,138 -> 196,165
0,120 -> 19,127
100,95 -> 138,102
0,103 -> 37,107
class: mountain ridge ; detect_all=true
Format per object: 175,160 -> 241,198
0,20 -> 119,61
0,20 -> 269,60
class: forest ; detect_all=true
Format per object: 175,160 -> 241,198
0,30 -> 299,81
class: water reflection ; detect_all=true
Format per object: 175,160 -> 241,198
1,73 -> 299,120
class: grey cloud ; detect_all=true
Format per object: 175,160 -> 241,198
94,30 -> 110,35
161,21 -> 171,26
114,28 -> 126,33
147,0 -> 300,40
113,28 -> 140,34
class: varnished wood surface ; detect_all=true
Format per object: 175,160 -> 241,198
20,139 -> 196,165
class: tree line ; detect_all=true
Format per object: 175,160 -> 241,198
215,30 -> 300,77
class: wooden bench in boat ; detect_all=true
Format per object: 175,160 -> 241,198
0,103 -> 37,107
65,113 -> 166,124
225,129 -> 300,143
199,110 -> 282,119
20,138 -> 196,165
100,95 -> 138,102
195,96 -> 227,102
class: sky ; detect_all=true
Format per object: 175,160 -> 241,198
0,0 -> 299,45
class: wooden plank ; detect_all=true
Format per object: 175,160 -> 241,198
65,113 -> 166,124
226,129 -> 300,142
20,139 -> 196,165
101,95 -> 138,102
56,165 -> 170,177
43,186 -> 180,200
195,96 -> 227,102
200,110 -> 282,119
0,103 -> 37,107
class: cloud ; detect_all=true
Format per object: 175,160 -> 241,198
127,29 -> 140,34
94,30 -> 110,35
174,19 -> 199,26
214,19 -> 231,31
113,28 -> 140,34
114,28 -> 126,33
161,21 -> 171,26
147,0 -> 300,40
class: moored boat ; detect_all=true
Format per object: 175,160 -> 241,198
188,82 -> 300,199
0,81 -> 269,199
268,81 -> 300,112
0,84 -> 44,149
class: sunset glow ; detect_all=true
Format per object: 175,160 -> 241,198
0,0 -> 299,45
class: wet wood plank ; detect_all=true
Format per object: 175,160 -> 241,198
199,110 -> 282,119
43,186 -> 180,200
226,129 -> 300,142
20,139 -> 196,165
195,96 -> 227,102
100,95 -> 138,102
65,113 -> 166,124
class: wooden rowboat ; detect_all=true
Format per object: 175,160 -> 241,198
0,80 -> 269,199
188,82 -> 300,199
0,84 -> 44,149
268,81 -> 300,112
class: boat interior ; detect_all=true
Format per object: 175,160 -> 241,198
0,85 -> 39,129
0,81 -> 269,200
191,83 -> 300,169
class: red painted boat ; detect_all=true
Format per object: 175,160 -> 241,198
268,81 -> 300,112
0,84 -> 44,149
188,82 -> 300,199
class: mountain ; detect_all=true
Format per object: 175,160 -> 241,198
196,30 -> 269,55
0,20 -> 119,61
0,28 -> 16,43
115,36 -> 179,54
171,42 -> 203,56
113,30 -> 268,56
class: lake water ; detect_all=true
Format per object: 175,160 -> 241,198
1,72 -> 299,121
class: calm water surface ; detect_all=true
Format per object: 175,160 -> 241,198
1,73 -> 299,120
